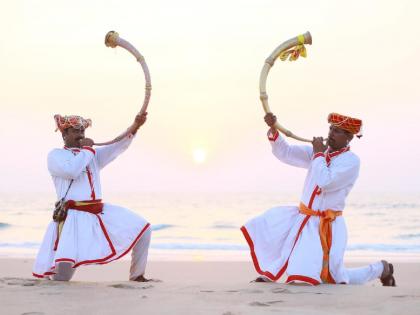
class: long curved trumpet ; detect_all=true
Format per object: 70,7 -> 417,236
94,31 -> 152,146
259,32 -> 312,143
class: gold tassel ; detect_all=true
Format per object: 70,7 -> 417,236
279,44 -> 307,62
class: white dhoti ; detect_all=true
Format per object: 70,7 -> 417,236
242,130 -> 384,285
33,203 -> 151,280
35,134 -> 153,280
242,205 -> 383,285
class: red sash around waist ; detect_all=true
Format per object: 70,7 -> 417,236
65,199 -> 104,214
54,199 -> 104,251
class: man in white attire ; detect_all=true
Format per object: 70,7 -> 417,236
241,112 -> 396,286
33,112 -> 153,282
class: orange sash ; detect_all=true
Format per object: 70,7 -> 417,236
299,202 -> 342,283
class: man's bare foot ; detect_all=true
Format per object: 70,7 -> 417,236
251,276 -> 272,283
380,260 -> 396,287
132,275 -> 161,282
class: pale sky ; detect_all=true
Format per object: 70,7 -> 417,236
1,0 -> 419,193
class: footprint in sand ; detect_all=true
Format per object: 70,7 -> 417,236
249,300 -> 283,307
271,287 -> 292,294
242,289 -> 264,294
392,295 -> 420,299
1,278 -> 39,287
249,301 -> 270,307
109,283 -> 154,290
271,286 -> 331,295
39,292 -> 61,296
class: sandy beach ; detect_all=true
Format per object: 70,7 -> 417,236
1,258 -> 419,315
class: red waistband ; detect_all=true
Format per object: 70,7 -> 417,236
65,199 -> 104,214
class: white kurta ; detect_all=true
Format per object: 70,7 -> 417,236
33,134 -> 150,278
241,131 -> 360,285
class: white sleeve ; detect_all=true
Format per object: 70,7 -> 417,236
268,130 -> 313,169
311,153 -> 360,192
47,147 -> 96,180
95,134 -> 135,169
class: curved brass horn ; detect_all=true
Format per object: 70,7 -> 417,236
95,31 -> 152,146
259,32 -> 312,143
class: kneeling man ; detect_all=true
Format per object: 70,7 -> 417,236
33,113 -> 152,282
241,112 -> 395,286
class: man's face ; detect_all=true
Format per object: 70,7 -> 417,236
63,126 -> 85,147
327,125 -> 352,151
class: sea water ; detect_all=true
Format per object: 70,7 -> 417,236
1,191 -> 419,262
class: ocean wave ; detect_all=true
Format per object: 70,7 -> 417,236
395,233 -> 420,240
349,203 -> 420,210
347,243 -> 420,252
212,224 -> 237,229
364,212 -> 385,216
0,223 -> 11,229
154,236 -> 199,240
151,224 -> 175,231
1,240 -> 418,253
151,243 -> 420,252
151,243 -> 247,251
0,242 -> 40,248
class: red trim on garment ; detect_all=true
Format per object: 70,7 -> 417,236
308,147 -> 350,207
241,214 -> 311,281
241,226 -> 283,280
55,258 -> 76,264
33,221 -> 151,279
268,130 -> 279,141
63,145 -> 96,199
64,146 -> 80,152
71,215 -> 117,267
53,226 -> 60,251
312,152 -> 324,160
326,146 -> 350,165
328,146 -> 349,157
308,186 -> 322,209
96,214 -> 116,253
85,167 -> 96,200
98,223 -> 151,264
64,146 -> 95,155
82,146 -> 96,155
32,271 -> 56,278
286,275 -> 320,286
307,146 -> 350,208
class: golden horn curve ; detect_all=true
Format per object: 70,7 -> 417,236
259,31 -> 313,143
94,31 -> 152,146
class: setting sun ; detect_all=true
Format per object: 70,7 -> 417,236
192,148 -> 207,164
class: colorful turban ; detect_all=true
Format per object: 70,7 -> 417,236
328,113 -> 363,137
54,114 -> 92,132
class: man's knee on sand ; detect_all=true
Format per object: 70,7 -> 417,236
51,262 -> 75,281
144,227 -> 152,242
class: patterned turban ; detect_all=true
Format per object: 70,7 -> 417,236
328,113 -> 363,137
54,114 -> 92,132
